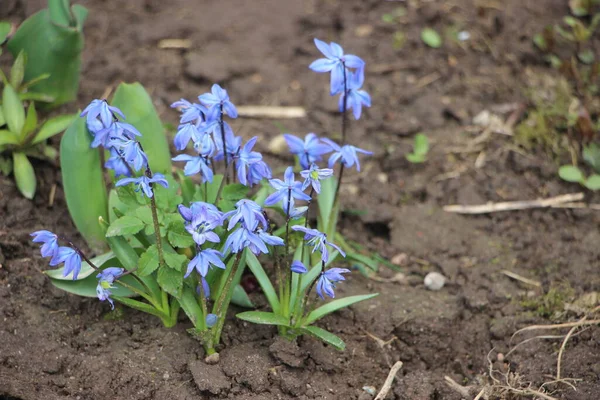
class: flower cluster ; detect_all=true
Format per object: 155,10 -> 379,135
223,200 -> 283,255
81,99 -> 168,198
309,39 -> 371,119
171,84 -> 271,186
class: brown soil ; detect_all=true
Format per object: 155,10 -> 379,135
1,0 -> 599,399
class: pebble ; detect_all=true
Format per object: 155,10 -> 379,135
391,253 -> 408,266
204,353 -> 220,364
424,272 -> 446,291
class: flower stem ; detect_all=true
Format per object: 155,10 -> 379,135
341,63 -> 348,145
218,104 -> 229,183
210,252 -> 243,348
296,261 -> 324,327
332,164 -> 345,213
283,188 -> 293,317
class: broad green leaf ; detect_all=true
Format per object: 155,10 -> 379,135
32,113 -> 76,144
220,183 -> 249,210
45,251 -> 115,280
0,106 -> 5,126
157,266 -> 183,297
194,174 -> 223,204
413,133 -> 429,155
299,326 -> 345,350
305,293 -> 379,325
20,73 -> 51,91
112,296 -> 165,318
106,215 -> 144,237
49,0 -> 75,26
61,116 -> 108,251
167,219 -> 194,248
137,245 -> 159,276
231,284 -> 254,308
21,102 -> 37,138
110,82 -> 172,174
245,251 -> 281,313
164,250 -> 187,271
179,285 -> 204,328
12,152 -> 36,199
0,22 -> 10,44
558,165 -> 585,183
0,130 -> 19,146
421,28 -> 442,48
10,50 -> 26,89
49,273 -> 140,298
585,174 -> 600,190
3,84 -> 25,135
7,5 -> 87,107
236,311 -> 290,326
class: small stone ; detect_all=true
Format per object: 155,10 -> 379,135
268,134 -> 289,156
362,385 -> 377,395
497,353 -> 505,362
391,253 -> 408,266
376,173 -> 388,184
204,353 -> 220,364
424,272 -> 446,291
355,24 -> 374,37
162,372 -> 170,380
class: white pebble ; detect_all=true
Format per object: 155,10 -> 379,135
424,272 -> 446,291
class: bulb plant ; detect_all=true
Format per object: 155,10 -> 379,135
33,38 -> 378,358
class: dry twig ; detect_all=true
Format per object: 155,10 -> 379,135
500,270 -> 541,288
374,361 -> 403,400
444,193 -> 585,214
236,105 -> 306,119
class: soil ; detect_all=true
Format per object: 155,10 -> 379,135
1,0 -> 599,399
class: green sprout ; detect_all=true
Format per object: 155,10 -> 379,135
406,133 -> 429,163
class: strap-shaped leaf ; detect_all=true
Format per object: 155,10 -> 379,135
245,251 -> 280,313
21,102 -> 37,138
12,152 -> 36,199
32,113 -> 76,144
236,311 -> 290,326
45,250 -> 115,280
179,285 -> 204,328
0,22 -> 10,45
0,130 -> 19,146
231,284 -> 254,308
3,84 -> 25,135
304,293 -> 379,325
110,82 -> 172,174
10,51 -> 26,90
299,326 -> 345,350
60,116 -> 108,251
48,272 -> 141,298
112,296 -> 165,318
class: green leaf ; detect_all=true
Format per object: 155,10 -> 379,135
12,152 -> 36,199
20,73 -> 51,91
137,245 -> 159,276
18,92 -> 55,103
533,33 -> 548,51
346,251 -> 380,272
49,0 -> 75,26
299,326 -> 345,350
0,106 -> 5,127
106,215 -> 145,237
110,82 -> 172,174
194,174 -> 223,204
245,251 -> 281,313
157,266 -> 183,297
45,251 -> 116,280
3,84 -> 25,135
22,103 -> 38,139
179,285 -> 204,328
305,293 -> 379,325
49,273 -> 140,298
583,143 -> 600,173
236,311 -> 290,326
111,296 -> 165,318
167,219 -> 194,248
406,153 -> 426,163
0,130 -> 19,146
0,22 -> 10,44
7,5 -> 87,107
558,165 -> 585,183
585,174 -> 600,190
413,133 -> 429,155
421,28 -> 442,48
231,284 -> 254,308
176,170 -> 195,204
61,116 -> 109,251
32,113 -> 76,144
10,50 -> 26,89
219,183 -> 249,211
164,250 -> 187,271
578,49 -> 595,64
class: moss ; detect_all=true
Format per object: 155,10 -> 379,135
520,283 -> 575,319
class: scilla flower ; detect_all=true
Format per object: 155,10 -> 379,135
309,38 -> 365,95
49,246 -> 82,279
321,139 -> 372,172
81,99 -> 125,129
300,164 -> 334,194
316,268 -> 351,299
31,230 -> 59,258
291,260 -> 308,274
116,173 -> 169,198
223,199 -> 268,231
338,69 -> 371,120
206,313 -> 218,328
185,249 -> 226,278
96,267 -> 124,309
172,153 -> 214,182
292,226 -> 345,263
198,84 -> 238,118
264,167 -> 311,213
234,137 -> 271,186
283,133 -> 331,169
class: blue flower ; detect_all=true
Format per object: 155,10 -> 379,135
49,246 -> 82,280
224,227 -> 283,255
178,202 -> 223,225
213,123 -> 242,163
31,230 -> 59,258
291,260 -> 307,274
173,123 -> 200,151
223,199 -> 268,231
316,268 -> 351,299
289,206 -> 308,219
105,149 -> 132,177
300,163 -> 334,194
81,99 -> 125,129
96,267 -> 124,309
264,167 -> 311,213
172,154 -> 214,182
283,133 -> 331,169
117,140 -> 148,171
322,139 -> 372,172
234,137 -> 271,186
185,216 -> 221,246
309,39 -> 365,95
172,100 -> 207,125
115,173 -> 169,198
338,69 -> 371,120
185,249 -> 226,278
206,313 -> 218,328
198,84 -> 238,118
91,122 -> 142,149
291,226 -> 345,262
196,277 -> 211,298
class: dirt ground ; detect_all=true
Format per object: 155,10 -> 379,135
1,0 -> 599,399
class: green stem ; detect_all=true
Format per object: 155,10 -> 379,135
341,63 -> 348,145
210,252 -> 243,348
331,164 -> 344,221
115,279 -> 159,307
296,261 -> 324,327
218,104 -> 229,183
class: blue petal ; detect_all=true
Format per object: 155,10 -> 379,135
309,58 -> 337,73
313,38 -> 334,59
